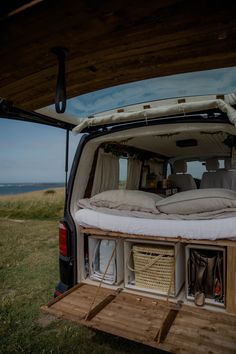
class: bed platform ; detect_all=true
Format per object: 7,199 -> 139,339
75,208 -> 236,241
79,226 -> 236,247
80,226 -> 236,313
42,225 -> 236,353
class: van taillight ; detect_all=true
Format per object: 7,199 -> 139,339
59,222 -> 68,257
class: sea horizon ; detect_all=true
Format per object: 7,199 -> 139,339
0,182 -> 65,196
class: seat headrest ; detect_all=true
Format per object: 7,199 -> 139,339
231,147 -> 236,169
224,158 -> 231,170
173,160 -> 187,174
205,158 -> 219,171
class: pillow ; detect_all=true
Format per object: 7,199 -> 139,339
89,189 -> 163,214
156,188 -> 236,215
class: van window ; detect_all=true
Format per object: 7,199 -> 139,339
166,162 -> 172,178
186,160 -> 225,179
186,161 -> 206,179
119,158 -> 128,189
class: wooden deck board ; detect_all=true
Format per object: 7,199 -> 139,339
164,308 -> 236,354
41,284 -> 236,354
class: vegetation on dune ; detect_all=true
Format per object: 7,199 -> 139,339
0,189 -> 65,220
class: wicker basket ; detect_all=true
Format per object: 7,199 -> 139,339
132,244 -> 175,294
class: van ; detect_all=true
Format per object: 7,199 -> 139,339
39,92 -> 236,353
3,93 -> 236,353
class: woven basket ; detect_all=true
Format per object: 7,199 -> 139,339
132,244 -> 175,293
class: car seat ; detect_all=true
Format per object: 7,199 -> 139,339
168,160 -> 197,192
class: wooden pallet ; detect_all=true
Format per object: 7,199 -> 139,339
41,283 -> 236,354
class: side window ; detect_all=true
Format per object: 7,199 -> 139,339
219,159 -> 224,168
187,159 -> 225,179
119,158 -> 128,189
166,162 -> 172,177
186,161 -> 206,179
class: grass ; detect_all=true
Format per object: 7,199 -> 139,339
0,188 -> 65,220
0,190 -> 164,354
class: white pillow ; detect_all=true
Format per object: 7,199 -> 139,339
90,189 -> 163,214
156,188 -> 236,215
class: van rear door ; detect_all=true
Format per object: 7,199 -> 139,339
41,283 -> 236,354
0,99 -> 75,130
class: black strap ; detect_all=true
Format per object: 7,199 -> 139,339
51,47 -> 68,114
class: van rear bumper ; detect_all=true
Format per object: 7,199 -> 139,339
54,256 -> 74,297
54,281 -> 70,297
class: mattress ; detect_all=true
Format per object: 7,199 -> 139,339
75,208 -> 236,240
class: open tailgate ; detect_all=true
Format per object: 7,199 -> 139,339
41,283 -> 236,354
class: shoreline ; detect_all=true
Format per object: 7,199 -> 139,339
0,182 -> 64,197
0,187 -> 65,200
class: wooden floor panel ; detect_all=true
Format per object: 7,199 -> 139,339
41,284 -> 236,354
164,308 -> 236,354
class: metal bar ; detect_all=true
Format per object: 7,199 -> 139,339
0,99 -> 74,130
64,129 -> 69,207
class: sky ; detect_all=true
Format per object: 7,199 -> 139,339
1,66 -> 236,183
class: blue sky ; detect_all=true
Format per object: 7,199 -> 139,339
1,66 -> 236,183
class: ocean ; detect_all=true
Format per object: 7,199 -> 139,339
0,183 -> 64,196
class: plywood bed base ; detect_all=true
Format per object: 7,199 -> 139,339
80,226 -> 236,247
80,226 -> 236,315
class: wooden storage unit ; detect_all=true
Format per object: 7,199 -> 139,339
87,235 -> 124,285
80,227 -> 236,315
185,244 -> 226,308
41,227 -> 236,353
124,239 -> 185,297
226,246 -> 236,314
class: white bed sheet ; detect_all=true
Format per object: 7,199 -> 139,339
75,208 -> 236,240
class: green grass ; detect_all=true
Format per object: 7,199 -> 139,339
0,192 -> 164,354
0,189 -> 65,220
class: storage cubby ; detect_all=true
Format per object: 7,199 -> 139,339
124,239 -> 185,297
185,244 -> 226,308
87,236 -> 124,285
82,230 -> 230,312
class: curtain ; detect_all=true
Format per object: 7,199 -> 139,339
91,149 -> 119,196
126,158 -> 142,190
148,159 -> 163,180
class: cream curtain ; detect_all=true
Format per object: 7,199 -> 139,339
126,158 -> 142,190
91,149 -> 119,196
148,159 -> 163,180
